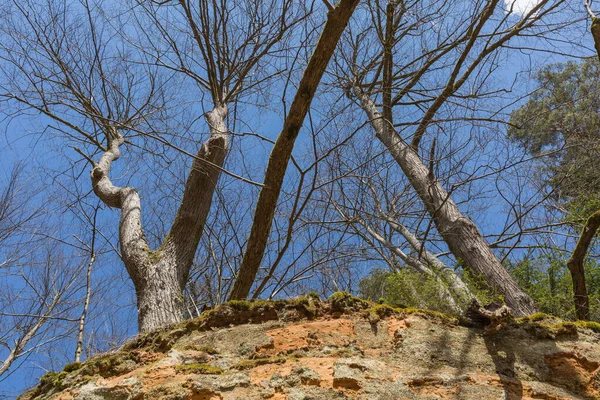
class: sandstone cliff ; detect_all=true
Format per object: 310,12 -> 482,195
19,293 -> 600,399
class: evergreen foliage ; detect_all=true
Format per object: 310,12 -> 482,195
508,59 -> 600,218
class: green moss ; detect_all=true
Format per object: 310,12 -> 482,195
25,371 -> 58,399
52,371 -> 68,390
512,312 -> 592,337
227,300 -> 252,311
359,299 -> 457,325
574,320 -> 600,333
329,291 -> 352,301
224,299 -> 285,313
154,328 -> 188,351
63,362 -> 82,373
290,294 -> 320,317
515,316 -> 586,338
517,312 -> 553,323
363,304 -> 399,322
535,321 -> 577,337
75,351 -> 136,378
232,356 -> 286,370
29,367 -> 98,398
38,371 -> 59,386
175,363 -> 223,375
530,312 -> 551,322
329,292 -> 372,313
291,296 -> 311,305
196,346 -> 219,354
35,370 -> 68,392
555,321 -> 577,332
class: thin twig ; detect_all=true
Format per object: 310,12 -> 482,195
585,0 -> 596,19
72,147 -> 96,167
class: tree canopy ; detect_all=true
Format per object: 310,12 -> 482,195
509,59 -> 600,218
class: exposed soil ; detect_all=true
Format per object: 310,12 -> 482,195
18,294 -> 600,400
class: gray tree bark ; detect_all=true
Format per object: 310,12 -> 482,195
353,87 -> 538,317
91,105 -> 228,332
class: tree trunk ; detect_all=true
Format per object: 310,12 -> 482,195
591,16 -> 600,63
135,257 -> 186,332
228,0 -> 360,300
353,87 -> 538,317
162,105 -> 229,275
566,210 -> 600,321
75,210 -> 96,363
91,105 -> 229,332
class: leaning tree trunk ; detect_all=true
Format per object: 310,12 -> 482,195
566,210 -> 600,321
228,0 -> 360,300
91,105 -> 228,332
353,87 -> 538,317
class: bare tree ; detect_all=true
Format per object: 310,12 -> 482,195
315,139 -> 474,311
0,166 -> 78,389
333,0 -> 575,316
74,205 -> 99,363
0,0 -> 308,332
229,0 -> 360,300
0,165 -> 37,253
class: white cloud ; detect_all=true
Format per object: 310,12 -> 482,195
503,0 -> 539,16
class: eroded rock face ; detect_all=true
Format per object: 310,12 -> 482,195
19,295 -> 600,400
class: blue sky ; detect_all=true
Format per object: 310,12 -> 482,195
0,0 -> 595,396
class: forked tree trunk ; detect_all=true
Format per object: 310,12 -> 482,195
354,87 -> 538,317
91,105 -> 229,332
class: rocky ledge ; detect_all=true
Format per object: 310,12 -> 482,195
19,293 -> 600,399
